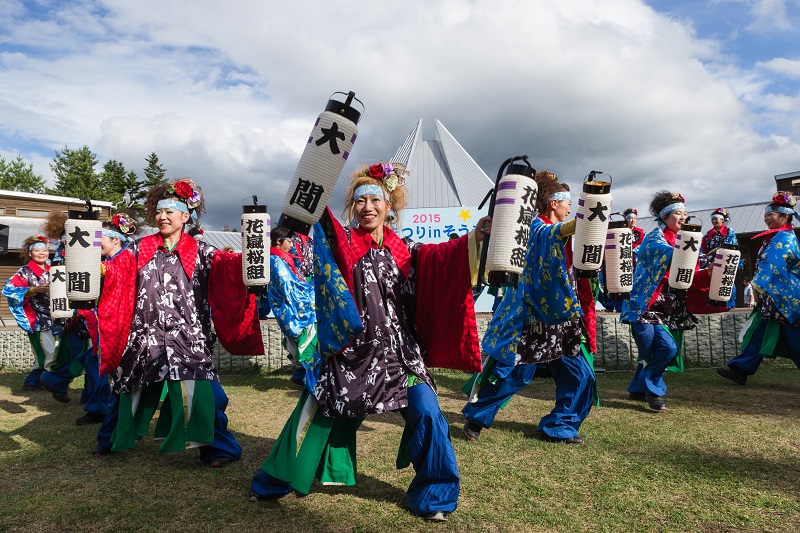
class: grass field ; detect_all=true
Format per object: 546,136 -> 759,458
1,363 -> 798,532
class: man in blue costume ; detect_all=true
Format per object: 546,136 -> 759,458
717,192 -> 800,384
461,171 -> 596,445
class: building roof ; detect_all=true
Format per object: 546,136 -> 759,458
0,189 -> 114,207
138,227 -> 242,252
391,119 -> 494,208
0,216 -> 49,251
637,201 -> 775,235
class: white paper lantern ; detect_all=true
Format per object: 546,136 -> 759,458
241,200 -> 271,292
64,209 -> 102,309
708,242 -> 741,305
485,163 -> 537,287
603,221 -> 633,299
279,91 -> 363,235
668,221 -> 703,290
48,265 -> 72,319
574,176 -> 613,277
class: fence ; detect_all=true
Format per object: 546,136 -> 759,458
0,310 -> 754,374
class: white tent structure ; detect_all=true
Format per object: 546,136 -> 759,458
391,119 -> 494,210
390,120 -> 496,311
389,120 -> 494,244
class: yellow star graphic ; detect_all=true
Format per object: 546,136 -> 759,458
458,209 -> 472,222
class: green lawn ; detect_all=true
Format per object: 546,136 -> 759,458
1,363 -> 798,532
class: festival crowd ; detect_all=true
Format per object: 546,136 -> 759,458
5,165 -> 799,522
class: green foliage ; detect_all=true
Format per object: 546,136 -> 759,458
48,145 -> 102,200
0,155 -> 47,193
5,147 -> 171,207
138,152 -> 167,200
101,159 -> 142,208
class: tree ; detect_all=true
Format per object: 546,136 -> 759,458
100,159 -> 142,207
137,152 -> 167,201
0,155 -> 47,193
49,145 -> 102,200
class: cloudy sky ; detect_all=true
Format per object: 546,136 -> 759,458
1,0 -> 799,229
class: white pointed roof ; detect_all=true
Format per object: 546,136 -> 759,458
391,119 -> 494,209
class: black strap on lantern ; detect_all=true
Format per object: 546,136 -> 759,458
582,170 -> 612,194
324,91 -> 365,125
476,155 -> 535,292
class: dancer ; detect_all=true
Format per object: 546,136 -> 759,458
96,178 -> 262,465
268,226 -> 315,386
249,161 -> 486,522
624,208 -> 645,249
3,235 -> 54,391
92,213 -> 139,454
620,191 -> 711,410
699,208 -> 738,309
700,208 -> 737,267
461,171 -> 596,445
717,192 -> 800,385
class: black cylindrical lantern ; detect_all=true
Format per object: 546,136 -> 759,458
603,218 -> 633,300
708,241 -> 740,306
65,203 -> 101,309
278,91 -> 364,235
574,171 -> 613,278
241,196 -> 270,294
478,156 -> 536,289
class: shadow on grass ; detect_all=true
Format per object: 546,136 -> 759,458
616,442 -> 800,500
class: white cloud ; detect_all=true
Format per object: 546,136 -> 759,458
0,0 -> 798,228
758,57 -> 800,78
747,0 -> 792,32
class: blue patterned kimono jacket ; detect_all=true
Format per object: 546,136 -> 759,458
268,254 -> 315,340
482,217 -> 583,368
751,228 -> 800,324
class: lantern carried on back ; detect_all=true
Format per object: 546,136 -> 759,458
241,196 -> 271,293
574,171 -> 613,278
603,215 -> 634,300
708,241 -> 741,305
64,201 -> 102,309
477,155 -> 537,289
279,91 -> 364,235
668,219 -> 703,290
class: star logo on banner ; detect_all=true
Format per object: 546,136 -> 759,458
458,209 -> 472,222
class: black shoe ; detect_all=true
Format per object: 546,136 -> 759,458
76,413 -> 105,425
540,434 -> 585,444
51,391 -> 71,403
205,456 -> 234,468
22,384 -> 44,392
248,489 -> 284,502
91,444 -> 111,457
42,383 -> 70,403
629,392 -> 647,402
463,421 -> 482,441
644,393 -> 667,411
716,366 -> 747,386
